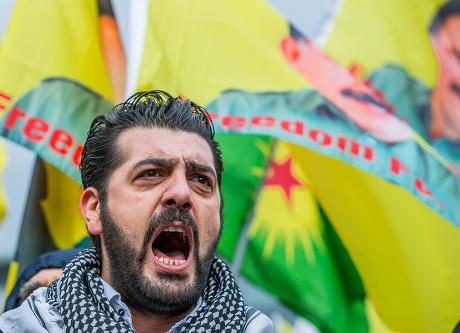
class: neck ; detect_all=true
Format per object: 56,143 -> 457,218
129,305 -> 195,333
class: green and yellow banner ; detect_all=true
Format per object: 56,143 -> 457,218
0,0 -> 459,332
0,0 -> 123,303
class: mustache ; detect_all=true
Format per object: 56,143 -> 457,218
450,83 -> 460,97
341,88 -> 389,111
137,207 -> 199,262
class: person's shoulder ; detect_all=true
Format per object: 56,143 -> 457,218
0,287 -> 63,332
242,306 -> 273,333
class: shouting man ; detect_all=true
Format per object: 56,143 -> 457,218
0,90 -> 272,332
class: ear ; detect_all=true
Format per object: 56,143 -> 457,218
280,36 -> 306,73
80,187 -> 103,236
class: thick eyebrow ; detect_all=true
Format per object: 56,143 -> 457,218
186,160 -> 217,182
129,157 -> 176,177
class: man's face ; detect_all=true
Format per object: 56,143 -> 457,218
432,16 -> 460,132
99,127 -> 222,316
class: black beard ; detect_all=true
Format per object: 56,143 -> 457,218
99,204 -> 221,317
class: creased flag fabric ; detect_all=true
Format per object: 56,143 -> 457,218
0,0 -> 119,300
134,0 -> 460,332
0,0 -> 458,332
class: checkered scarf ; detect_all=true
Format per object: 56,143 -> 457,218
46,248 -> 246,332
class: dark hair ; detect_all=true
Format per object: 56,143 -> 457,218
430,0 -> 460,34
289,23 -> 306,41
80,90 -> 223,251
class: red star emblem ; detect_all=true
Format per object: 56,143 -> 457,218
264,156 -> 303,205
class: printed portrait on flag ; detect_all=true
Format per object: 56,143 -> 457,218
203,0 -> 460,332
0,0 -> 458,332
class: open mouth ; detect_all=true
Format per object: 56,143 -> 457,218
152,225 -> 191,267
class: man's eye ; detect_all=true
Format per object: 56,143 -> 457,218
140,170 -> 158,178
196,175 -> 212,187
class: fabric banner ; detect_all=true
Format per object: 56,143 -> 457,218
207,91 -> 460,227
135,0 -> 460,332
0,0 -> 123,303
0,0 -> 459,332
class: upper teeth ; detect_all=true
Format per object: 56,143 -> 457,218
164,226 -> 184,233
164,226 -> 188,243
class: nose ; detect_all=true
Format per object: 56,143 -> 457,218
162,172 -> 193,210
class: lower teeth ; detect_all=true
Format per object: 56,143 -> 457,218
156,256 -> 186,266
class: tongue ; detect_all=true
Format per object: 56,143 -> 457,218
153,248 -> 185,261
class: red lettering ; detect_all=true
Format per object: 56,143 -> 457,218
251,116 -> 275,127
72,144 -> 84,167
281,120 -> 304,135
4,106 -> 26,130
49,129 -> 73,155
0,91 -> 11,111
221,115 -> 246,129
23,117 -> 49,141
337,136 -> 373,161
309,129 -> 332,146
0,91 -> 11,101
390,156 -> 410,176
415,177 -> 433,197
208,112 -> 219,120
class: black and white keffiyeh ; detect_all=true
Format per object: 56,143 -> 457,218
46,248 -> 246,332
